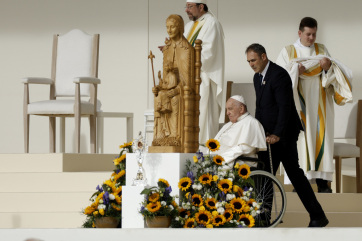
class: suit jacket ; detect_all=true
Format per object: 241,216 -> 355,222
254,61 -> 302,141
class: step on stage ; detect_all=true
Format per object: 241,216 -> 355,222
1,228 -> 362,241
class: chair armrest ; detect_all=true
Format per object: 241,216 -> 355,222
22,77 -> 54,84
73,77 -> 101,84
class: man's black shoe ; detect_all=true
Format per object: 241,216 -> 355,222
308,216 -> 329,227
318,187 -> 332,193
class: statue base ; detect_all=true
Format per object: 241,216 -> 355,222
148,146 -> 182,153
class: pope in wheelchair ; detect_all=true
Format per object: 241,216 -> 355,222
200,95 -> 286,227
200,95 -> 267,168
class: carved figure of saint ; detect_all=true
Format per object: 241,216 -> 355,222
152,14 -> 195,147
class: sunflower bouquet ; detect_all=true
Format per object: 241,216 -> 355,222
173,139 -> 261,228
82,141 -> 133,228
139,178 -> 179,220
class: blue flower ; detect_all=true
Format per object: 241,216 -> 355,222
187,171 -> 195,183
115,169 -> 121,174
96,185 -> 103,192
103,191 -> 110,205
218,192 -> 226,201
196,150 -> 205,161
165,186 -> 172,194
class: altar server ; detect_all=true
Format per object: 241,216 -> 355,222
276,17 -> 352,193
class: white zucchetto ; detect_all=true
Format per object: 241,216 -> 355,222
230,95 -> 246,106
186,0 -> 207,4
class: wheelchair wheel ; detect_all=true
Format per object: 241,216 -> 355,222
249,170 -> 286,228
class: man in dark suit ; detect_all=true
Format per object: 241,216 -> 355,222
245,43 -> 328,227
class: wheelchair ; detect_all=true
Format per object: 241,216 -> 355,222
234,146 -> 287,228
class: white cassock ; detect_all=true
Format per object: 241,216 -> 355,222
184,12 -> 225,144
276,39 -> 352,183
200,112 -> 267,168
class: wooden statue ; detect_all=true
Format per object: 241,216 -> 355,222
148,14 -> 202,153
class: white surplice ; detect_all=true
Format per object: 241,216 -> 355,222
277,39 -> 352,183
184,12 -> 225,144
200,112 -> 267,168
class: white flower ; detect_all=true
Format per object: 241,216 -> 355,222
192,184 -> 198,189
217,207 -> 225,214
109,194 -> 115,200
99,199 -> 104,204
226,194 -> 235,201
161,201 -> 166,206
169,205 -> 174,211
192,206 -> 196,210
98,204 -> 106,210
215,202 -> 222,208
228,177 -> 233,182
251,210 -> 257,217
175,217 -> 180,221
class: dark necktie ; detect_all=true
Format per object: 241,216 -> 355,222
259,74 -> 263,85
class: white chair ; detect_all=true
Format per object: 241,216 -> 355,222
23,29 -> 100,153
334,99 -> 362,193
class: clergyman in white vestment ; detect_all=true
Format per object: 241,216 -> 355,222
276,17 -> 352,192
200,95 -> 267,168
184,0 -> 225,144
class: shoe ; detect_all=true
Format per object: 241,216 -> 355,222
318,187 -> 332,193
308,216 -> 329,227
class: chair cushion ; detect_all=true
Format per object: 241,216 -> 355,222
27,100 -> 94,115
334,142 -> 360,158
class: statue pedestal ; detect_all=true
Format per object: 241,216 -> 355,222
122,153 -> 194,228
148,146 -> 182,153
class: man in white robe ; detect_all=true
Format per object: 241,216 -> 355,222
200,95 -> 267,168
276,17 -> 352,192
184,0 -> 225,144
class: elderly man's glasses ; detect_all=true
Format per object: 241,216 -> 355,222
184,4 -> 197,10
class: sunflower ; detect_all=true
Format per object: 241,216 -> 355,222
193,155 -> 198,163
238,214 -> 255,228
179,208 -> 191,218
84,205 -> 96,215
213,155 -> 224,165
199,173 -> 212,185
195,210 -> 212,225
233,185 -> 244,197
205,139 -> 220,152
223,209 -> 233,222
217,179 -> 233,193
113,169 -> 125,182
113,154 -> 126,166
206,224 -> 213,228
115,195 -> 122,204
178,177 -> 192,191
158,178 -> 170,187
205,198 -> 217,210
93,211 -> 99,216
184,218 -> 196,228
230,198 -> 246,213
99,208 -> 105,216
171,200 -> 178,208
212,214 -> 226,227
114,186 -> 122,196
111,203 -> 122,211
148,192 -> 160,202
146,201 -> 161,213
238,164 -> 251,179
119,141 -> 132,149
191,194 -> 203,207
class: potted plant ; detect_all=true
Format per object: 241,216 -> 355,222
139,179 -> 179,228
82,141 -> 132,228
172,139 -> 261,228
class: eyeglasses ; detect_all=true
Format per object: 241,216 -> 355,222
184,4 -> 196,10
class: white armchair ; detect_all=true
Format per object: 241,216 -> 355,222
334,99 -> 362,193
23,29 -> 100,153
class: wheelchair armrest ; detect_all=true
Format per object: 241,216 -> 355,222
234,155 -> 265,170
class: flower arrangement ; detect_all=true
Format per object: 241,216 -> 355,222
139,178 -> 179,220
172,139 -> 261,228
82,141 -> 132,228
